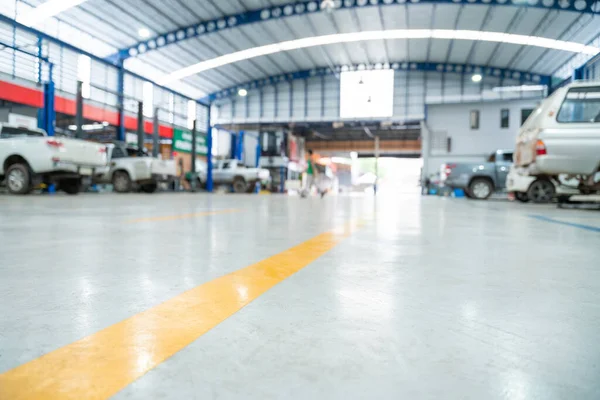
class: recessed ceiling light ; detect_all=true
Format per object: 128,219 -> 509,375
138,28 -> 151,38
471,74 -> 483,83
238,88 -> 248,97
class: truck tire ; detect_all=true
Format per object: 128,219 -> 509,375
112,171 -> 132,193
515,192 -> 530,203
232,177 -> 248,193
468,178 -> 493,200
5,163 -> 32,195
141,183 -> 157,193
60,178 -> 81,195
527,179 -> 555,204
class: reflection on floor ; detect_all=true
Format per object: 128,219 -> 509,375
0,193 -> 599,399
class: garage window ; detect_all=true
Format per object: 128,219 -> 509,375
500,109 -> 509,128
521,109 -> 534,125
557,86 -> 600,123
470,110 -> 480,130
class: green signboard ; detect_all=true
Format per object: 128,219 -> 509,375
173,128 -> 207,155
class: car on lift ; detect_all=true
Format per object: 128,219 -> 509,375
440,150 -> 513,200
506,166 -> 582,203
0,123 -> 108,195
93,142 -> 177,193
510,81 -> 600,200
194,159 -> 271,193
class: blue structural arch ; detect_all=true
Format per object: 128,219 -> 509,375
108,0 -> 600,62
202,62 -> 552,103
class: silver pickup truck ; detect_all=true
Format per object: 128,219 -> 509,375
441,150 -> 513,200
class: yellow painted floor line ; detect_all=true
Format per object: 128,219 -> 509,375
126,208 -> 240,223
0,220 -> 363,400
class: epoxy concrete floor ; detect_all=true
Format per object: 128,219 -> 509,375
0,193 -> 599,399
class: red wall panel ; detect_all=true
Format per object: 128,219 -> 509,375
0,81 -> 43,108
1,80 -> 174,138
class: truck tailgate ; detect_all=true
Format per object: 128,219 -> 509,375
151,159 -> 177,176
54,138 -> 108,167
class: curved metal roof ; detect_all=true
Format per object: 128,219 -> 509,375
20,0 -> 600,98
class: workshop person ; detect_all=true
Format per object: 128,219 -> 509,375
302,149 -> 323,198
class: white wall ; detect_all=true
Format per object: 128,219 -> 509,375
214,129 -> 231,157
212,71 -> 544,125
212,129 -> 258,166
243,132 -> 259,167
423,98 -> 542,177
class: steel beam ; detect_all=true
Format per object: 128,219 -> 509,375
204,62 -> 552,102
111,0 -> 600,61
0,14 -> 208,108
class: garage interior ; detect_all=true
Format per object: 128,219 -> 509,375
1,0 -> 599,399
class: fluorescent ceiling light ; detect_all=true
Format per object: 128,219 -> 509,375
138,28 -> 151,38
471,74 -> 482,83
157,30 -> 600,84
493,85 -> 547,92
18,0 -> 89,26
68,123 -> 107,131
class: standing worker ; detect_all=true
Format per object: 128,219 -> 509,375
301,149 -> 324,198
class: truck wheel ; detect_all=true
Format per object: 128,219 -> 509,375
112,171 -> 132,193
246,181 -> 259,193
527,179 -> 555,204
232,177 -> 248,193
60,179 -> 81,195
468,178 -> 493,200
5,163 -> 31,195
141,183 -> 157,193
515,192 -> 530,203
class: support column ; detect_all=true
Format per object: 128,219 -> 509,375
75,81 -> 84,139
117,60 -> 125,142
230,132 -> 237,159
136,101 -> 144,155
255,138 -> 261,167
206,107 -> 214,193
191,119 -> 197,192
152,108 -> 159,158
236,131 -> 244,161
40,64 -> 55,136
374,136 -> 380,196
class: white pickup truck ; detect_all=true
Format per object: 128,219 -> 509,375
0,123 -> 108,195
194,159 -> 270,193
94,142 -> 177,193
